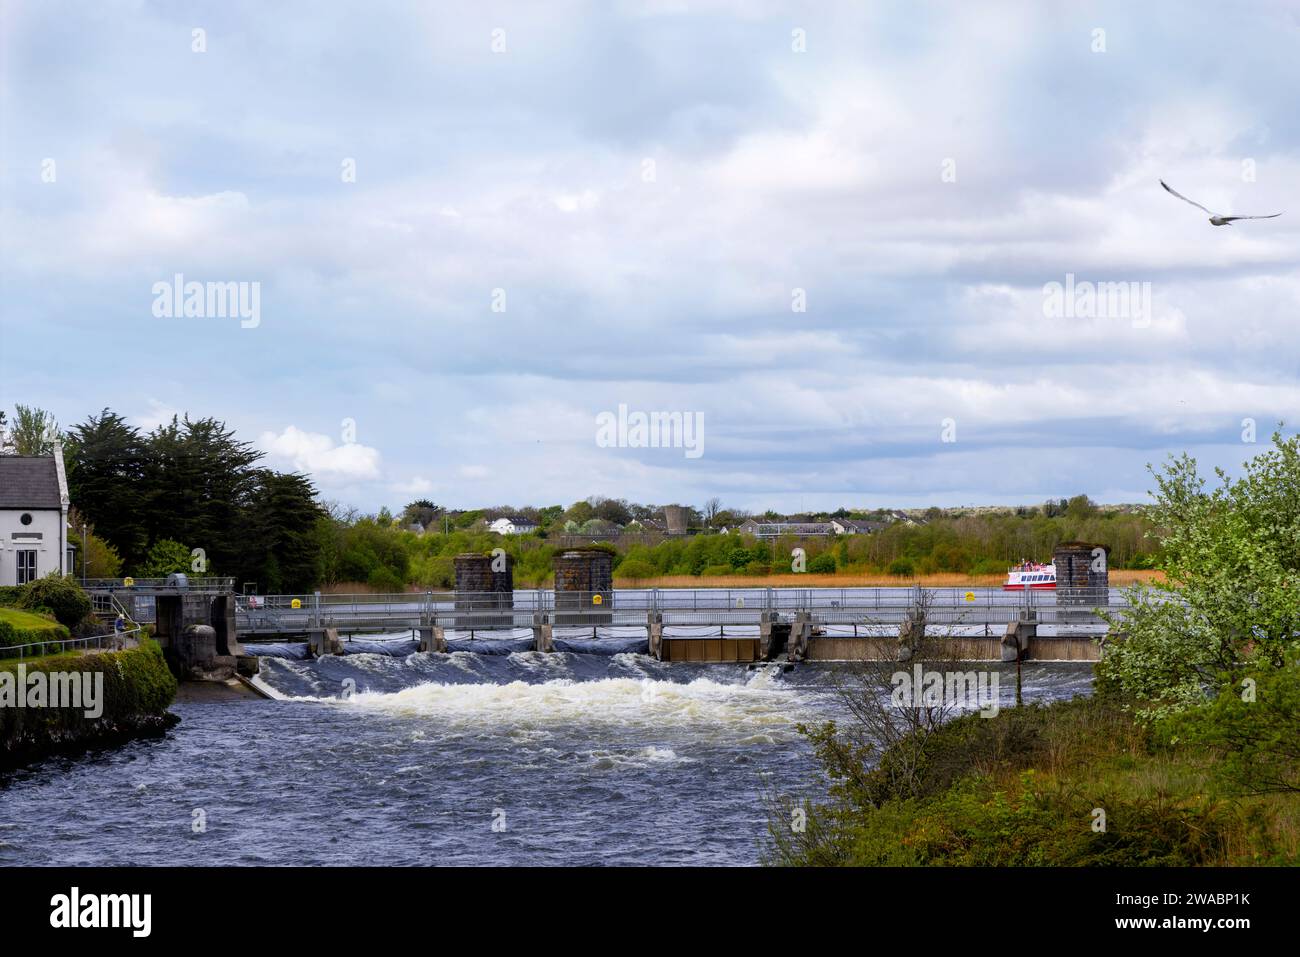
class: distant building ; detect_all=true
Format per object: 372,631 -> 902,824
890,510 -> 927,526
625,518 -> 665,533
738,520 -> 834,540
488,516 -> 538,535
663,505 -> 688,535
0,449 -> 73,586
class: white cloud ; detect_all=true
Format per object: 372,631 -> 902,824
258,426 -> 381,480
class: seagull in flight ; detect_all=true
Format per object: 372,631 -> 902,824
1160,180 -> 1282,226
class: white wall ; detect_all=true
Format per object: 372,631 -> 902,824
0,507 -> 66,586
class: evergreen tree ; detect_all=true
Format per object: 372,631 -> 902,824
66,410 -> 150,568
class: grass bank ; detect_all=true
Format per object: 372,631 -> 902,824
768,694 -> 1298,866
1,640 -> 179,772
0,607 -> 70,649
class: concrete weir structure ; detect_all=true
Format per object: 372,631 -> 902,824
83,576 -> 259,679
209,581 -> 1122,664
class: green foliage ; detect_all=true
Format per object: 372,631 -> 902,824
1100,432 -> 1300,719
1,640 -> 177,765
137,539 -> 193,578
68,526 -> 123,578
14,575 -> 92,628
809,553 -> 837,574
767,696 -> 1268,867
6,404 -> 59,455
1158,647 -> 1300,795
66,408 -> 323,592
616,559 -> 656,581
888,558 -> 915,577
0,607 -> 70,649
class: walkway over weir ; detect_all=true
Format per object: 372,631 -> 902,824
216,586 -> 1124,635
82,583 -> 1133,662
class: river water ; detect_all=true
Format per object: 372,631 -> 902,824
0,641 -> 1094,866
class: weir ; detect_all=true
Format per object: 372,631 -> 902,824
88,576 -> 1127,664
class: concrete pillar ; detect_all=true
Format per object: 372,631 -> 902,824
418,625 -> 447,653
897,609 -> 926,662
532,614 -> 554,653
1001,610 -> 1037,661
787,611 -> 812,663
647,612 -> 664,660
307,627 -> 343,658
759,611 -> 791,661
168,624 -> 235,681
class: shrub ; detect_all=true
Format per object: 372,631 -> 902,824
809,553 -> 837,574
137,539 -> 193,578
616,559 -> 656,581
367,566 -> 406,592
887,558 -> 915,577
700,564 -> 733,577
16,575 -> 92,628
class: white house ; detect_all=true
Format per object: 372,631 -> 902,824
489,515 -> 538,535
0,448 -> 73,586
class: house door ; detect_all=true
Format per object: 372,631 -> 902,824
16,550 -> 37,585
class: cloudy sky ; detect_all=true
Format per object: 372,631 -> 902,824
2,0 -> 1298,513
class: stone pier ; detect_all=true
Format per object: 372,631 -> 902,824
553,548 -> 613,625
454,552 -> 514,628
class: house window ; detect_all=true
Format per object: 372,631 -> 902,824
16,550 -> 37,585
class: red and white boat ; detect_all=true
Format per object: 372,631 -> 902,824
1003,561 -> 1056,590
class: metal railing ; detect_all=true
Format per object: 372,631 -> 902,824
231,586 -> 1134,635
82,577 -> 236,593
1,626 -> 144,661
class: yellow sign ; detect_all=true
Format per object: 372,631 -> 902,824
123,577 -> 135,587
592,594 -> 603,605
291,598 -> 302,609
964,591 -> 976,603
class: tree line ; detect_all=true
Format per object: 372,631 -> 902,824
62,410 -> 323,592
4,405 -> 1158,592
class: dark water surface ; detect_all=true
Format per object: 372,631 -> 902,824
0,645 -> 1094,866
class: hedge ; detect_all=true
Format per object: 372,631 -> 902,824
1,639 -> 178,769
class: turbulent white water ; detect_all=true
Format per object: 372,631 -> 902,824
0,648 -> 1096,866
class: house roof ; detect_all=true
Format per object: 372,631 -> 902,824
492,515 -> 536,526
0,455 -> 62,509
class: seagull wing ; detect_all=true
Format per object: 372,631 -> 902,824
1218,213 -> 1283,222
1160,179 -> 1212,214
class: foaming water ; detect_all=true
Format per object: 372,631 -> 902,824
0,652 -> 1095,866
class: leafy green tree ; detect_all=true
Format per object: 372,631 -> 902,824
69,528 -> 123,579
809,552 -> 837,574
138,539 -> 194,578
1099,432 -> 1300,718
6,404 -> 60,455
1159,648 -> 1300,795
